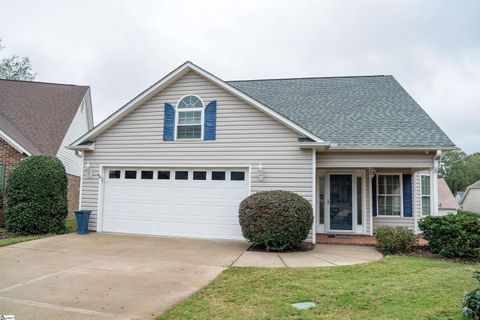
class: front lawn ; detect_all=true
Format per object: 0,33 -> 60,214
0,228 -> 46,247
0,218 -> 77,247
159,256 -> 478,320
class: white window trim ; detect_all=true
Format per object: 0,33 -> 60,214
376,173 -> 404,217
420,173 -> 432,216
174,94 -> 205,141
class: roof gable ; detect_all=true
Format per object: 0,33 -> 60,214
0,79 -> 89,155
228,76 -> 455,149
71,62 -> 323,147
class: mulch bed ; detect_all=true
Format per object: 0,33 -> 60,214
247,242 -> 315,253
408,247 -> 480,264
0,229 -> 17,240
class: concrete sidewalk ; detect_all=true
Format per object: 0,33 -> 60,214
233,244 -> 383,267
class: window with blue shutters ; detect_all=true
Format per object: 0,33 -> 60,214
377,174 -> 402,216
176,95 -> 203,140
165,95 -> 217,141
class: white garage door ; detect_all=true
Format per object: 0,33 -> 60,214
101,167 -> 249,240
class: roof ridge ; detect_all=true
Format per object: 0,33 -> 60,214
0,78 -> 89,88
227,75 -> 388,82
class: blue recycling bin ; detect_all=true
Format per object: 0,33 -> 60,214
75,210 -> 91,234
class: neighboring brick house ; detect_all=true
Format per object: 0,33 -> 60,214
0,79 -> 93,224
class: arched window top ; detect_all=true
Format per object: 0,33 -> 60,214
177,95 -> 204,109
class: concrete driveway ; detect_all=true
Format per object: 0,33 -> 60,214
0,233 -> 249,320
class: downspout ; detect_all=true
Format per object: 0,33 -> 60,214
311,149 -> 317,244
432,150 -> 442,216
78,151 -> 84,210
369,168 -> 374,236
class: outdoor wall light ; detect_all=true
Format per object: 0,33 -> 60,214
258,163 -> 264,182
83,162 -> 93,179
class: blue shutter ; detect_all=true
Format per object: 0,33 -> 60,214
403,174 -> 413,217
372,175 -> 377,216
204,100 -> 217,141
163,103 -> 175,141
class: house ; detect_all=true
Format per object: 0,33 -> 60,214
460,180 -> 480,214
69,62 -> 455,242
0,79 -> 93,224
437,177 -> 459,215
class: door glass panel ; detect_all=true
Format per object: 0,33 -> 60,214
329,174 -> 353,230
319,176 -> 325,225
357,177 -> 362,225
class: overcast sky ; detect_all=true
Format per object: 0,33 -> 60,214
1,0 -> 478,153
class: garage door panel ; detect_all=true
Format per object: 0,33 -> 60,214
102,167 -> 248,239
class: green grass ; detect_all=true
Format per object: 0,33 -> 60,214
158,256 -> 478,320
66,218 -> 77,233
0,218 -> 77,247
0,231 -> 46,247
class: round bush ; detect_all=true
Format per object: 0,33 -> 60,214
419,214 -> 480,259
375,226 -> 417,254
239,190 -> 313,251
5,155 -> 68,235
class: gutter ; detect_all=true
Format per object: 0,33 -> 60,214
66,141 -> 95,151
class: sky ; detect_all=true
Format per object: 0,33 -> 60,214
1,0 -> 479,153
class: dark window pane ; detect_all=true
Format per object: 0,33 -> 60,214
175,171 -> 189,180
125,170 -> 137,179
193,171 -> 207,180
319,176 -> 325,224
141,171 -> 153,179
357,177 -> 362,225
109,170 -> 120,179
212,171 -> 226,181
231,171 -> 245,181
158,171 -> 170,180
177,125 -> 201,139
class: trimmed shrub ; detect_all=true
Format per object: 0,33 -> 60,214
419,214 -> 480,259
462,272 -> 480,320
374,226 -> 417,254
5,155 -> 68,235
239,190 -> 313,251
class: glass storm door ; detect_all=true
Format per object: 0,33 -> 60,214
329,174 -> 353,231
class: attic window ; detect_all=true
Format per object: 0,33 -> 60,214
176,95 -> 203,139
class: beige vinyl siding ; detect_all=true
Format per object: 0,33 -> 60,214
56,97 -> 90,176
316,152 -> 434,168
81,71 -> 313,238
462,189 -> 480,214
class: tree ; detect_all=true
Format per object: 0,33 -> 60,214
0,39 -> 36,81
440,151 -> 480,193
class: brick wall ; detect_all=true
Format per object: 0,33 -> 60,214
0,138 -> 25,226
67,174 -> 80,218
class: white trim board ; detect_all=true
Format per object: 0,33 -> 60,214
71,62 -> 324,148
0,129 -> 32,155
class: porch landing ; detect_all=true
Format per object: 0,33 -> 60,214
316,234 -> 428,247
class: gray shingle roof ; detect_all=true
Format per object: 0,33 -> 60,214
228,75 -> 454,148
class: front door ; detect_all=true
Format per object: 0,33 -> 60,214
329,174 -> 353,231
